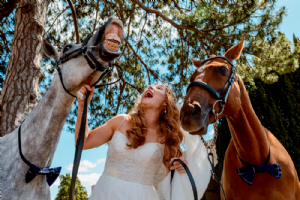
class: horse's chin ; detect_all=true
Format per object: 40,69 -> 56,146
186,113 -> 210,136
189,125 -> 208,136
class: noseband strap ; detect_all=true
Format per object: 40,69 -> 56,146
187,81 -> 221,100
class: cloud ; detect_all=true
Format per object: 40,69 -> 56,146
51,178 -> 61,187
67,158 -> 106,173
208,129 -> 214,135
78,173 -> 101,187
78,173 -> 102,196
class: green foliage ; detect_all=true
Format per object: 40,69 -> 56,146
1,0 -> 299,131
216,36 -> 300,178
0,1 -> 15,89
55,173 -> 88,200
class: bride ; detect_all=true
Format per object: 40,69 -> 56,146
75,83 -> 211,200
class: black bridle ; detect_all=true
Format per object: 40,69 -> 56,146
54,34 -> 122,98
186,56 -> 240,116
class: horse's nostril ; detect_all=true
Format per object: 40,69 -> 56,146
192,103 -> 202,117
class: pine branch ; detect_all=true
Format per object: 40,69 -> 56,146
126,3 -> 135,40
66,0 -> 80,43
92,0 -> 100,34
117,0 -> 124,23
202,13 -> 254,33
182,31 -> 201,57
0,29 -> 10,52
131,0 -> 262,54
115,5 -> 136,63
104,0 -> 109,17
171,0 -> 183,13
178,29 -> 184,80
137,12 -> 147,53
0,0 -> 20,21
195,32 -> 210,55
131,0 -> 195,30
202,1 -> 268,33
132,0 -> 228,52
124,80 -> 141,92
46,6 -> 70,35
113,80 -> 125,115
124,38 -> 162,84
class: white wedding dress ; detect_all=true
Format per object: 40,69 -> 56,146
89,115 -> 211,200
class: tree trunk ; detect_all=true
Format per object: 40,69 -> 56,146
0,0 -> 50,136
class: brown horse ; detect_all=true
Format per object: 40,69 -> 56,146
180,39 -> 300,200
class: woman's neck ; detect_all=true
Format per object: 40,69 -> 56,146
144,108 -> 160,129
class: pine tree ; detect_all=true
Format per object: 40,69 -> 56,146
55,173 -> 88,200
1,1 -> 299,135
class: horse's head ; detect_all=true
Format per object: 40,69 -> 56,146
42,16 -> 123,96
180,39 -> 245,135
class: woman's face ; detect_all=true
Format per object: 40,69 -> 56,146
141,85 -> 167,109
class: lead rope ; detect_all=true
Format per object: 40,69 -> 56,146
170,159 -> 198,200
68,63 -> 123,200
200,113 -> 227,200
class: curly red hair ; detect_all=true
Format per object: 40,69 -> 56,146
126,84 -> 183,169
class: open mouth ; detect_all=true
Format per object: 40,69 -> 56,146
103,22 -> 122,52
103,35 -> 121,52
144,90 -> 154,98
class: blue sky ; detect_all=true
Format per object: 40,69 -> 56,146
49,1 -> 300,199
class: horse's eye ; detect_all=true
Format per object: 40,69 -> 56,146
219,66 -> 228,74
63,45 -> 72,53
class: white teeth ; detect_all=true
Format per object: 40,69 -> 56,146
106,35 -> 121,43
104,40 -> 120,49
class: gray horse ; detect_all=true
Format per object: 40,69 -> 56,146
0,17 -> 123,200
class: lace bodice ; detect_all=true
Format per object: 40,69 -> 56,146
103,130 -> 165,185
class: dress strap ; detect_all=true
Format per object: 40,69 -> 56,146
117,115 -> 128,131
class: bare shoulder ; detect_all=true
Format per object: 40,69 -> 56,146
107,114 -> 129,132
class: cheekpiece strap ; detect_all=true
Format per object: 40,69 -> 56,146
56,67 -> 77,98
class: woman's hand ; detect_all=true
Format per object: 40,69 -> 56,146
169,156 -> 188,174
76,85 -> 95,107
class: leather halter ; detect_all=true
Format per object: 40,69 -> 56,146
54,34 -> 113,97
186,56 -> 239,115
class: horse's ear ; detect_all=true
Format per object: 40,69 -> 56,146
224,38 -> 245,61
43,40 -> 59,60
192,58 -> 202,68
